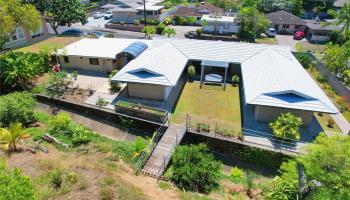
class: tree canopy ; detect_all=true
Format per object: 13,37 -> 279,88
170,144 -> 222,193
27,0 -> 87,34
237,6 -> 269,41
328,3 -> 350,38
269,112 -> 302,140
0,0 -> 41,49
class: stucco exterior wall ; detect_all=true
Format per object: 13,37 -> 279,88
254,105 -> 315,127
59,56 -> 115,72
272,24 -> 306,34
127,83 -> 165,101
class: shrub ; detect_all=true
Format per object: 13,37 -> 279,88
187,16 -> 197,25
187,65 -> 196,81
109,69 -> 118,78
96,97 -> 109,107
45,71 -> 67,98
31,84 -> 46,94
231,75 -> 240,85
105,33 -> 114,38
67,172 -> 78,184
170,144 -> 222,193
327,118 -> 335,128
235,146 -> 285,168
230,167 -> 244,182
0,92 -> 36,127
48,112 -> 73,137
110,81 -> 122,91
156,22 -> 166,34
49,169 -> 63,189
196,122 -> 210,132
71,125 -> 93,146
71,70 -> 78,80
163,16 -> 172,25
316,74 -> 327,83
196,28 -> 202,36
295,53 -> 312,68
0,159 -> 36,200
133,136 -> 147,155
100,186 -> 114,200
133,19 -> 140,26
173,16 -> 188,25
269,112 -> 302,140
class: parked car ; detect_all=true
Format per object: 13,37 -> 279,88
61,29 -> 88,37
293,31 -> 305,40
266,28 -> 277,37
89,31 -> 105,38
104,11 -> 113,20
93,12 -> 104,19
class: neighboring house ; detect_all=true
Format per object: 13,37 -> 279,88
80,0 -> 90,4
305,18 -> 342,42
3,18 -> 49,49
58,37 -> 338,126
110,5 -> 164,23
201,14 -> 240,35
333,0 -> 350,8
172,3 -> 224,25
267,10 -> 306,34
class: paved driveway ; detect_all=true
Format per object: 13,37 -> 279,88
275,35 -> 305,52
173,25 -> 199,38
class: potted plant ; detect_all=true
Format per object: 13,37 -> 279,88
187,65 -> 196,82
231,75 -> 240,86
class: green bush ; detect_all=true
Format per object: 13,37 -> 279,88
170,144 -> 222,193
45,71 -> 67,98
49,169 -> 62,189
31,84 -> 46,94
110,81 -> 122,91
156,22 -> 167,34
0,159 -> 36,200
196,122 -> 210,132
229,167 -> 244,182
295,53 -> 312,68
316,74 -> 327,83
133,19 -> 140,26
231,75 -> 240,84
48,112 -> 73,137
163,16 -> 172,25
71,125 -> 93,146
0,92 -> 37,127
67,172 -> 78,184
269,112 -> 302,140
196,28 -> 202,36
96,97 -> 109,107
173,16 -> 188,25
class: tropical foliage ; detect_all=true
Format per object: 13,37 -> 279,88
45,71 -> 68,98
237,5 -> 269,40
0,52 -> 45,89
142,26 -> 156,39
328,3 -> 350,37
0,92 -> 37,127
0,0 -> 41,49
0,123 -> 30,152
27,0 -> 87,34
0,159 -> 36,200
269,112 -> 302,140
170,144 -> 222,193
162,27 -> 176,38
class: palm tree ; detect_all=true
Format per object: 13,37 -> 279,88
142,26 -> 156,39
162,27 -> 176,37
328,4 -> 350,37
0,122 -> 30,152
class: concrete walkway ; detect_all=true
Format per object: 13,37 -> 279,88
331,113 -> 350,135
275,35 -> 305,52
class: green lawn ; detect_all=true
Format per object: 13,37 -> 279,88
295,41 -> 326,54
16,36 -> 81,53
255,36 -> 278,45
172,82 -> 241,131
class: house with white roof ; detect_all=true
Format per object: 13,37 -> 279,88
58,37 -> 338,127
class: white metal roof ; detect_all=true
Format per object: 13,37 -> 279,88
201,14 -> 237,23
241,49 -> 338,113
112,42 -> 188,86
57,38 -> 151,59
136,5 -> 164,11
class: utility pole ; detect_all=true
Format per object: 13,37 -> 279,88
143,0 -> 147,26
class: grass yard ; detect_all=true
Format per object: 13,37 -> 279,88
314,113 -> 342,133
295,41 -> 326,54
172,82 -> 242,131
255,36 -> 278,45
16,36 -> 82,53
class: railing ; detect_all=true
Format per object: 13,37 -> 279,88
135,113 -> 170,173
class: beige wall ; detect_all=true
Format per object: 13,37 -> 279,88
254,105 -> 315,127
59,56 -> 116,72
127,83 -> 165,101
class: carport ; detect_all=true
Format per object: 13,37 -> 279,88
199,60 -> 229,90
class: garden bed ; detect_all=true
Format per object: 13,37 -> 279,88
115,101 -> 168,123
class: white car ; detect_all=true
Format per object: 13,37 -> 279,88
104,11 -> 113,20
93,12 -> 103,19
266,28 -> 277,37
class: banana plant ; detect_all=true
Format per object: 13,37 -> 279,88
0,122 -> 30,152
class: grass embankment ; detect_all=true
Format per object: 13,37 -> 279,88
16,36 -> 81,53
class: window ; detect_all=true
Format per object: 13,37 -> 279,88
11,35 -> 17,41
282,24 -> 289,29
63,56 -> 69,63
31,26 -> 43,38
295,25 -> 303,30
89,58 -> 99,65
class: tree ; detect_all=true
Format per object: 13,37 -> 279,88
328,3 -> 350,38
256,0 -> 304,16
170,144 -> 222,193
0,0 -> 41,50
237,6 -> 269,41
269,112 -> 302,140
27,0 -> 87,34
0,123 -> 30,152
302,133 -> 350,197
266,160 -> 299,200
187,16 -> 197,25
45,71 -> 68,98
162,27 -> 176,38
0,92 -> 37,127
0,159 -> 36,200
323,43 -> 349,75
142,26 -> 156,39
0,52 -> 45,89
